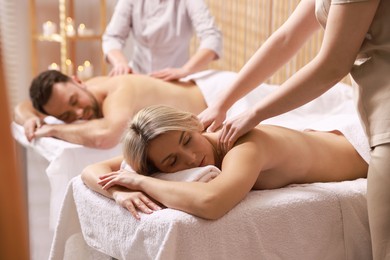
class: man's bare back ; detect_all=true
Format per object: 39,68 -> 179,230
96,74 -> 207,118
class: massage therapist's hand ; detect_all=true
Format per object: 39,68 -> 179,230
198,105 -> 228,133
111,189 -> 162,220
23,117 -> 44,141
150,67 -> 190,81
219,108 -> 259,152
108,62 -> 132,77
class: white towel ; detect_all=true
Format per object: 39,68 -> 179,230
120,161 -> 221,183
50,176 -> 370,260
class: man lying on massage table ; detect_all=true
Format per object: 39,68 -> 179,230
13,70 -> 207,149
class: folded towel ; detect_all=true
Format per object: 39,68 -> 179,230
120,161 -> 221,182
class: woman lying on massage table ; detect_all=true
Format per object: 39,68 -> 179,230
82,105 -> 368,220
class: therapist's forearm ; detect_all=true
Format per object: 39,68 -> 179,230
182,48 -> 217,74
252,56 -> 347,123
106,49 -> 129,67
215,31 -> 311,112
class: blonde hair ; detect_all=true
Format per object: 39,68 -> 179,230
122,105 -> 204,175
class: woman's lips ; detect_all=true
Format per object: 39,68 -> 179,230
199,156 -> 205,167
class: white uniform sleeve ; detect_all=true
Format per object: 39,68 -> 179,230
102,0 -> 133,56
185,0 -> 223,59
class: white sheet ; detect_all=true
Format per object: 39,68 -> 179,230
12,70 -> 369,230
12,123 -> 122,229
50,176 -> 371,260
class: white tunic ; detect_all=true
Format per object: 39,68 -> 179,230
102,0 -> 222,74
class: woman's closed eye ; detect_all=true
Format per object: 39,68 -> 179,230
169,156 -> 177,167
183,134 -> 191,145
69,95 -> 78,106
168,136 -> 191,167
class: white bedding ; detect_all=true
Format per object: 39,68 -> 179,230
50,175 -> 371,260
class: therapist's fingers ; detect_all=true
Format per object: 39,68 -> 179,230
219,123 -> 235,152
199,111 -> 225,133
206,121 -> 221,133
109,64 -> 132,77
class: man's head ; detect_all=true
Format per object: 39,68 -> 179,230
29,70 -> 101,123
30,70 -> 70,115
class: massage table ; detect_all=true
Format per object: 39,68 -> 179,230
49,173 -> 371,260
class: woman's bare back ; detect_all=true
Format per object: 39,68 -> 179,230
239,125 -> 368,190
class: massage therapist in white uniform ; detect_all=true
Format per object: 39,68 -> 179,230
198,1 -> 389,259
102,0 -> 222,81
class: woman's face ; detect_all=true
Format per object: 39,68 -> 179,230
147,130 -> 215,173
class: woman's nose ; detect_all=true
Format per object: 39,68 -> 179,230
75,108 -> 84,119
184,151 -> 197,166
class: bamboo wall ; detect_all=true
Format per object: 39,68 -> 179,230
191,0 -> 326,85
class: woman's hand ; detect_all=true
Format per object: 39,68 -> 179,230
198,105 -> 227,133
98,170 -> 143,191
111,189 -> 162,220
218,108 -> 259,152
150,67 -> 190,81
99,170 -> 162,219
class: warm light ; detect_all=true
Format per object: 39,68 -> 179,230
43,21 -> 57,36
48,62 -> 59,70
65,59 -> 73,76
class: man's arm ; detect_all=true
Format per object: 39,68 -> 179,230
33,114 -> 127,148
14,100 -> 45,125
14,100 -> 46,141
33,83 -> 135,148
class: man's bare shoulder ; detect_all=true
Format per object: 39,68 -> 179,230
85,76 -> 110,85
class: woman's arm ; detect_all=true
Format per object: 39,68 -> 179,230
81,156 -> 123,197
81,156 -> 161,219
199,0 -> 320,132
99,133 -> 267,220
205,0 -> 380,150
248,0 -> 380,124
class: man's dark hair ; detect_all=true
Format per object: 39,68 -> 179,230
29,70 -> 71,114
